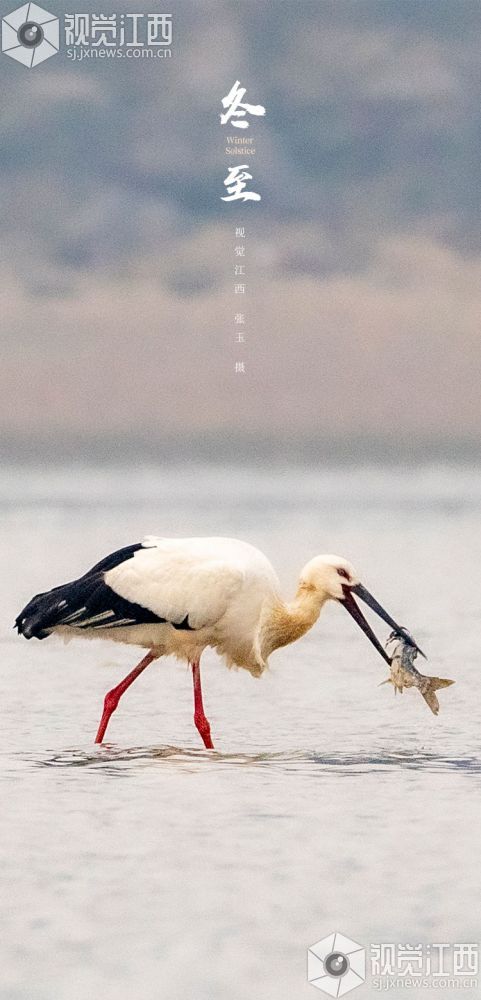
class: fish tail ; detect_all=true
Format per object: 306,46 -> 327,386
422,677 -> 455,715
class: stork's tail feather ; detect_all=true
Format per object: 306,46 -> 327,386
15,585 -> 73,640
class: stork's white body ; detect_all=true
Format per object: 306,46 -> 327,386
56,537 -> 283,677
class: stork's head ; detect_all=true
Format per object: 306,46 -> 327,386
300,554 -> 359,600
300,554 -> 424,664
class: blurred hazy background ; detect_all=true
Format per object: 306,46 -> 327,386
1,0 -> 481,462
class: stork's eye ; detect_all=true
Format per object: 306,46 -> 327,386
337,568 -> 350,580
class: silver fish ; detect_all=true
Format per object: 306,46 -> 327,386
382,629 -> 454,715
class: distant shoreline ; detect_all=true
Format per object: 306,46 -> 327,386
1,434 -> 480,467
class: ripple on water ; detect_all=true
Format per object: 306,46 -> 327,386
30,745 -> 481,775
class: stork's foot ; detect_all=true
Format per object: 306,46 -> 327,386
95,651 -> 155,743
194,709 -> 214,750
191,660 -> 214,749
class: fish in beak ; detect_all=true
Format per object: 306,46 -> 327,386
341,583 -> 425,664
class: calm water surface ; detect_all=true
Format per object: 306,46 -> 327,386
1,463 -> 480,1000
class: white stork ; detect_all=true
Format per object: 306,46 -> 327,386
15,536 -> 422,748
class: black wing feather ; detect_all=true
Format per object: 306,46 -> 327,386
15,542 -> 194,639
83,542 -> 146,576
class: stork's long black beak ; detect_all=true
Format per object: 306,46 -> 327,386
342,583 -> 426,663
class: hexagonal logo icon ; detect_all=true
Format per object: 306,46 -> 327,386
308,932 -> 366,997
2,3 -> 59,67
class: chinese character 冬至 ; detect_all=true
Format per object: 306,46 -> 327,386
220,81 -> 266,129
221,165 -> 260,203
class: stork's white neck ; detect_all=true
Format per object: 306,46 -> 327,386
262,581 -> 328,656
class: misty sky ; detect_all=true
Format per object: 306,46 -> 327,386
1,0 -> 481,459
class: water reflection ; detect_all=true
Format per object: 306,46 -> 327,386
35,744 -> 481,775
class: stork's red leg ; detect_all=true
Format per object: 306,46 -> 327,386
95,651 -> 156,743
191,660 -> 214,749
